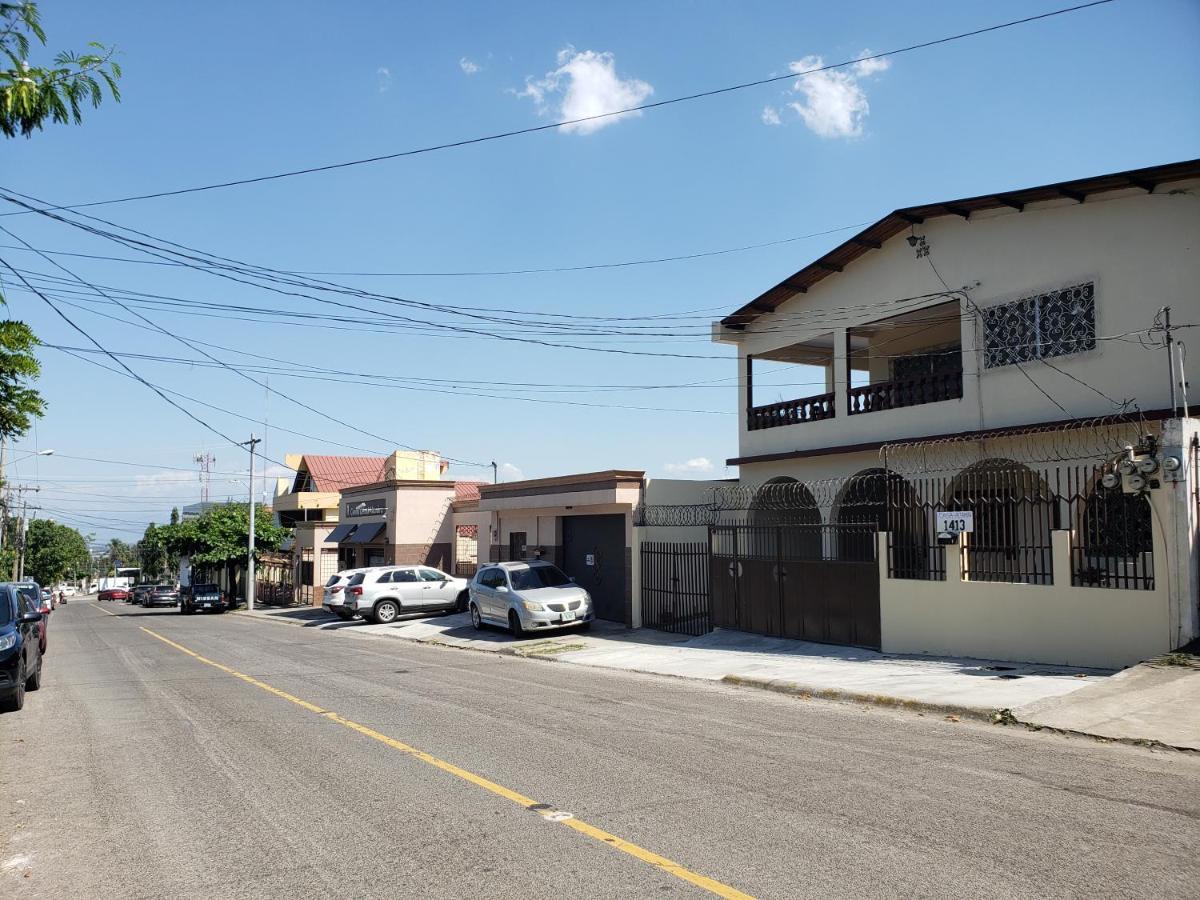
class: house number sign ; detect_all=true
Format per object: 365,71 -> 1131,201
935,511 -> 974,534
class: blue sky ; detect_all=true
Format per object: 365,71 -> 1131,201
2,0 -> 1198,541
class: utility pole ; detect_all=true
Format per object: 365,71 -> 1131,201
16,498 -> 40,581
241,435 -> 261,611
1162,306 -> 1177,415
8,485 -> 39,580
491,461 -> 498,484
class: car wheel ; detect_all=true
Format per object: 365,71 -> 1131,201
508,611 -> 525,639
26,655 -> 42,692
374,600 -> 399,624
455,590 -> 470,613
1,663 -> 25,711
469,603 -> 483,630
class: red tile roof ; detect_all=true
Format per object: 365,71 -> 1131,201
454,481 -> 487,502
301,455 -> 387,492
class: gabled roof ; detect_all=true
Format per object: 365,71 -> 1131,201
722,159 -> 1200,329
298,455 -> 386,492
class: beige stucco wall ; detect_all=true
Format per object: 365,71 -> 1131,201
879,530 -> 1172,669
723,181 -> 1200,461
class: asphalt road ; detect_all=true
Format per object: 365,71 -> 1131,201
2,601 -> 1198,899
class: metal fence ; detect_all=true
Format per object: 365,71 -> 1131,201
889,464 -> 1155,590
640,541 -> 711,636
454,561 -> 478,579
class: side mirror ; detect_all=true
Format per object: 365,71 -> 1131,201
496,586 -> 509,594
22,611 -> 42,623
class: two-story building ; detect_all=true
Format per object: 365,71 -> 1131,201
710,159 -> 1200,668
275,450 -> 448,604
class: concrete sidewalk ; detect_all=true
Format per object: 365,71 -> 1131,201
1014,654 -> 1200,750
240,605 -> 1112,721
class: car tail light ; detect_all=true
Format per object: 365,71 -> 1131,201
331,586 -> 343,593
348,586 -> 363,596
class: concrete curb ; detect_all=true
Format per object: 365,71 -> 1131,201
235,610 -> 1193,750
719,674 -> 996,722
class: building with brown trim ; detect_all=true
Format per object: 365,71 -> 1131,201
330,477 -> 488,574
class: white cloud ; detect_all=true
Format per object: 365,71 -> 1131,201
780,50 -> 889,139
517,46 -> 653,135
497,462 -> 523,482
761,105 -> 782,126
663,457 -> 715,476
459,57 -> 481,75
376,66 -> 392,93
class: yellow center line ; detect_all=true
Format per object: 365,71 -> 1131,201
138,625 -> 751,899
92,603 -> 119,617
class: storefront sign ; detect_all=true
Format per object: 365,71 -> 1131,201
345,498 -> 387,518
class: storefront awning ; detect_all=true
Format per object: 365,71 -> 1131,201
345,521 -> 386,544
326,522 -> 357,543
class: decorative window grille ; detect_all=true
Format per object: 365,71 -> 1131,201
982,282 -> 1095,369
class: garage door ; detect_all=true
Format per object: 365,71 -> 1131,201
562,515 -> 627,624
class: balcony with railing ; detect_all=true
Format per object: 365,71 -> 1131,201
847,300 -> 963,417
748,391 -> 835,430
745,334 -> 836,432
847,368 -> 963,415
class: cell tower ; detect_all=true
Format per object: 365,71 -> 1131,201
194,452 -> 216,504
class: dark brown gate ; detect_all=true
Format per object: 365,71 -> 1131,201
709,524 -> 880,650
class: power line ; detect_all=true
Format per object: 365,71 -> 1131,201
0,2 -> 1114,214
0,221 -> 870,277
0,225 -> 493,467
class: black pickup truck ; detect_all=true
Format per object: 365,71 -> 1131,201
180,583 -> 225,615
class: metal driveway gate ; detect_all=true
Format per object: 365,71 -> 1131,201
709,524 -> 880,650
640,541 -> 711,636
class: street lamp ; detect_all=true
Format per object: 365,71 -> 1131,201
6,449 -> 55,465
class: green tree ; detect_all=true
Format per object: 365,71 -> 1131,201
25,518 -> 89,586
169,507 -> 180,526
104,537 -> 137,574
0,319 -> 45,441
0,2 -> 121,138
0,3 -> 123,441
137,522 -> 175,580
162,504 -> 289,566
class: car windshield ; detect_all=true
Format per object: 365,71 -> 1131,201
193,584 -> 219,594
153,585 -> 174,593
508,565 -> 571,591
0,591 -> 11,626
347,573 -> 366,586
325,574 -> 344,587
15,585 -> 38,604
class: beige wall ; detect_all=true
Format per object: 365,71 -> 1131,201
722,181 -> 1200,461
879,530 -> 1172,669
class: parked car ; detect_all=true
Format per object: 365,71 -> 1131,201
322,568 -> 369,620
130,585 -> 151,605
10,582 -> 47,656
142,584 -> 180,608
180,583 -> 224,615
98,587 -> 129,602
469,562 -> 593,638
345,566 -> 470,624
0,583 -> 43,712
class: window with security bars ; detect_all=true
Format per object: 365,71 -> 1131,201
981,282 -> 1096,369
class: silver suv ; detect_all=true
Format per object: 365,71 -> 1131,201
345,566 -> 471,624
468,561 -> 593,638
